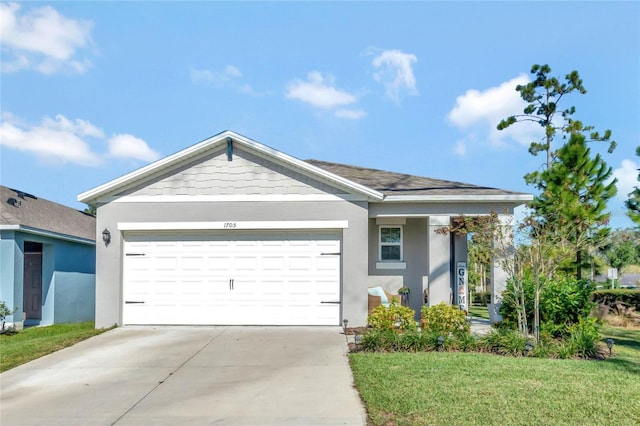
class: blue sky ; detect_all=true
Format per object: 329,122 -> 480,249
1,1 -> 638,229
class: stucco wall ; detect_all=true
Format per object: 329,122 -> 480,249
0,230 -> 95,326
95,199 -> 370,328
367,218 -> 428,315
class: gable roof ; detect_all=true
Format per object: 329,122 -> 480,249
78,130 -> 532,206
78,130 -> 384,204
1,186 -> 95,243
306,160 -> 532,202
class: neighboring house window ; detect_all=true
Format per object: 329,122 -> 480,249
379,226 -> 402,261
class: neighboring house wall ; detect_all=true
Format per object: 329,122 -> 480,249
0,231 -> 21,322
0,230 -> 95,326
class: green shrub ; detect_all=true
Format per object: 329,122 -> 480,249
359,329 -> 427,352
368,300 -> 417,332
591,289 -> 640,310
500,276 -> 596,334
421,303 -> 470,336
567,317 -> 601,358
541,278 -> 595,331
472,291 -> 491,306
480,329 -> 529,356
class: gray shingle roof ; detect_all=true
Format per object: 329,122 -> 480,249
0,186 -> 95,241
306,160 -> 528,197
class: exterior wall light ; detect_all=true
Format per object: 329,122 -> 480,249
102,228 -> 111,247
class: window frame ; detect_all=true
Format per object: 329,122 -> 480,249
378,225 -> 403,262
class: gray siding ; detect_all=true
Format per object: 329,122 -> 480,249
117,147 -> 343,197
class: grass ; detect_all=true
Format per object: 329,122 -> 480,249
350,325 -> 640,426
468,305 -> 490,320
0,321 -> 110,372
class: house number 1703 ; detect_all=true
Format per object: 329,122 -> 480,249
224,222 -> 237,229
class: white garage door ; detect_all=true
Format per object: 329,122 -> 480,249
122,231 -> 341,325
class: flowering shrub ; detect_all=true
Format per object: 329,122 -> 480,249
421,303 -> 470,336
368,300 -> 417,332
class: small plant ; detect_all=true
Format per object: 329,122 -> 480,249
397,287 -> 411,295
421,303 -> 470,337
480,328 -> 528,356
0,301 -> 18,333
368,299 -> 417,332
567,317 -> 601,358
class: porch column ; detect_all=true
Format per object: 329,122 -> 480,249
427,216 -> 451,306
489,214 -> 514,323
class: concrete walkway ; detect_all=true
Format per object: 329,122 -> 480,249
0,327 -> 366,426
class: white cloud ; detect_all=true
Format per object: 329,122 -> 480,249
108,134 -> 160,162
0,114 -> 102,165
334,109 -> 366,120
286,71 -> 357,109
370,49 -> 418,103
613,158 -> 640,200
0,113 -> 158,166
454,141 -> 467,157
0,2 -> 94,74
190,65 -> 265,96
447,74 -> 542,146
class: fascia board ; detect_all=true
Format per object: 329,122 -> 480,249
0,224 -> 95,245
381,194 -> 533,203
78,130 -> 383,203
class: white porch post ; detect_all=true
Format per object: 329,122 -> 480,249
427,216 -> 451,306
489,214 -> 514,323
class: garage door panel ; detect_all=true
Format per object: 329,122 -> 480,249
123,231 -> 341,325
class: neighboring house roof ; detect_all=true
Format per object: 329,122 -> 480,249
306,160 -> 532,202
0,185 -> 95,243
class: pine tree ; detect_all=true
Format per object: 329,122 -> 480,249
626,146 -> 640,226
529,133 -> 617,278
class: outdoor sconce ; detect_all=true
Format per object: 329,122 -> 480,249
102,228 -> 111,247
606,338 -> 615,355
437,335 -> 445,351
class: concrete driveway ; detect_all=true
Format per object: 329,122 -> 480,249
0,327 -> 366,425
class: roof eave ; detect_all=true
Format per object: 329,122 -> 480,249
381,194 -> 534,203
0,224 -> 96,245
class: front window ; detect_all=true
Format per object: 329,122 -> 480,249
379,226 -> 402,261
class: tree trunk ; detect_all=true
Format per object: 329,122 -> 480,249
534,287 -> 540,343
576,250 -> 582,280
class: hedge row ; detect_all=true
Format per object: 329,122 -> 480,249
472,291 -> 491,306
591,289 -> 640,310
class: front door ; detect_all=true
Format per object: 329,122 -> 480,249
23,242 -> 43,320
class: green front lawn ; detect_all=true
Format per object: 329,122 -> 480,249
350,326 -> 640,425
0,322 -> 110,372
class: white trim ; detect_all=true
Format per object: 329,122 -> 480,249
117,220 -> 349,231
428,216 -> 451,226
376,262 -> 407,270
0,225 -> 95,245
108,194 -> 366,203
375,217 -> 406,225
383,194 -> 533,203
78,130 -> 384,204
